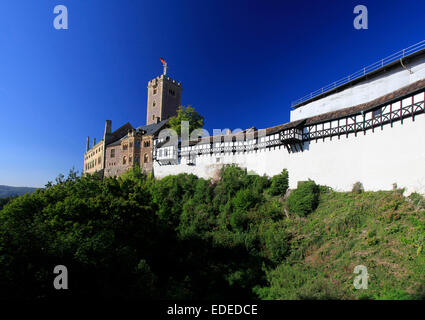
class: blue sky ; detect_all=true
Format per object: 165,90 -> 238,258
0,0 -> 424,187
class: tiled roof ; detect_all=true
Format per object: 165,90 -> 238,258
157,78 -> 425,147
304,78 -> 425,126
136,119 -> 169,135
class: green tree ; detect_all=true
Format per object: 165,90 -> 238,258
269,169 -> 289,196
287,180 -> 319,216
168,105 -> 204,136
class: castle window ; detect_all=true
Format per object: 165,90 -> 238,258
129,156 -> 132,164
123,156 -> 127,165
144,141 -> 150,147
153,101 -> 156,107
169,89 -> 175,96
130,142 -> 133,149
153,88 -> 157,95
110,149 -> 115,158
144,153 -> 149,163
152,115 -> 155,120
123,144 -> 128,151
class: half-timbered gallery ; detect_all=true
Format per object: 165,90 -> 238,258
153,42 -> 425,194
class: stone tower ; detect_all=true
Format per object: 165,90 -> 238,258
146,60 -> 182,125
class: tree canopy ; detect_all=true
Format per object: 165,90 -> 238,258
168,105 -> 204,136
1,166 -> 424,300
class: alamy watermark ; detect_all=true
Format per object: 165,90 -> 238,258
53,265 -> 68,290
353,265 -> 368,289
353,5 -> 368,30
53,5 -> 68,30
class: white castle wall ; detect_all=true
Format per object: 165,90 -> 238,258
290,55 -> 425,121
154,115 -> 425,195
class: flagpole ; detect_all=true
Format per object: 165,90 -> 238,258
160,58 -> 167,76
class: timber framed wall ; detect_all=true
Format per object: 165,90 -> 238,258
154,87 -> 425,195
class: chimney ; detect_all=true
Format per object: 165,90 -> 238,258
104,120 -> 112,136
93,138 -> 96,147
86,136 -> 90,151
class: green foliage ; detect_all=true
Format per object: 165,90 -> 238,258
268,169 -> 289,196
287,180 -> 319,216
260,222 -> 289,265
373,288 -> 417,300
1,165 -> 424,300
409,192 -> 425,211
352,181 -> 364,194
0,196 -> 16,210
254,263 -> 338,299
168,105 -> 204,136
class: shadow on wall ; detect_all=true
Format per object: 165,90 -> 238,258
288,141 -> 310,153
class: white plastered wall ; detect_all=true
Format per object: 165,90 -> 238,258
290,56 -> 425,121
154,115 -> 425,195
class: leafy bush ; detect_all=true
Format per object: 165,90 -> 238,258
409,192 -> 425,210
269,169 -> 289,196
2,165 -> 425,300
254,263 -> 338,299
287,180 -> 319,216
352,182 -> 364,194
260,222 -> 289,264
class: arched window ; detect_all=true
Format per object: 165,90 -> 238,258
144,153 -> 148,163
123,156 -> 127,165
153,101 -> 156,107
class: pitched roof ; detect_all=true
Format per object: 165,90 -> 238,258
136,119 -> 169,135
155,78 -> 425,148
303,78 -> 425,126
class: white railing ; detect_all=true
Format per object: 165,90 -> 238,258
291,40 -> 425,107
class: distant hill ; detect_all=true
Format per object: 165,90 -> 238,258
0,185 -> 37,198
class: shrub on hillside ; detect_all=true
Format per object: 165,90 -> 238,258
352,182 -> 364,194
260,222 -> 289,264
230,188 -> 259,231
269,169 -> 289,196
409,192 -> 425,210
287,180 -> 319,217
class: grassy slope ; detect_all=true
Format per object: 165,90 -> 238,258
268,190 -> 425,300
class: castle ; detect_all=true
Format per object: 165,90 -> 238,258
83,59 -> 182,177
85,42 -> 425,195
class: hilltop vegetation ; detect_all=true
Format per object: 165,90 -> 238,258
0,166 -> 424,300
0,185 -> 37,198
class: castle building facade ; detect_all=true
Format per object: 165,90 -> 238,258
84,44 -> 425,195
83,61 -> 180,177
153,42 -> 425,195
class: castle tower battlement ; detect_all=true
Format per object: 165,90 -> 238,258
146,61 -> 182,125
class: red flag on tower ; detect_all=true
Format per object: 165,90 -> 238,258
160,57 -> 166,64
